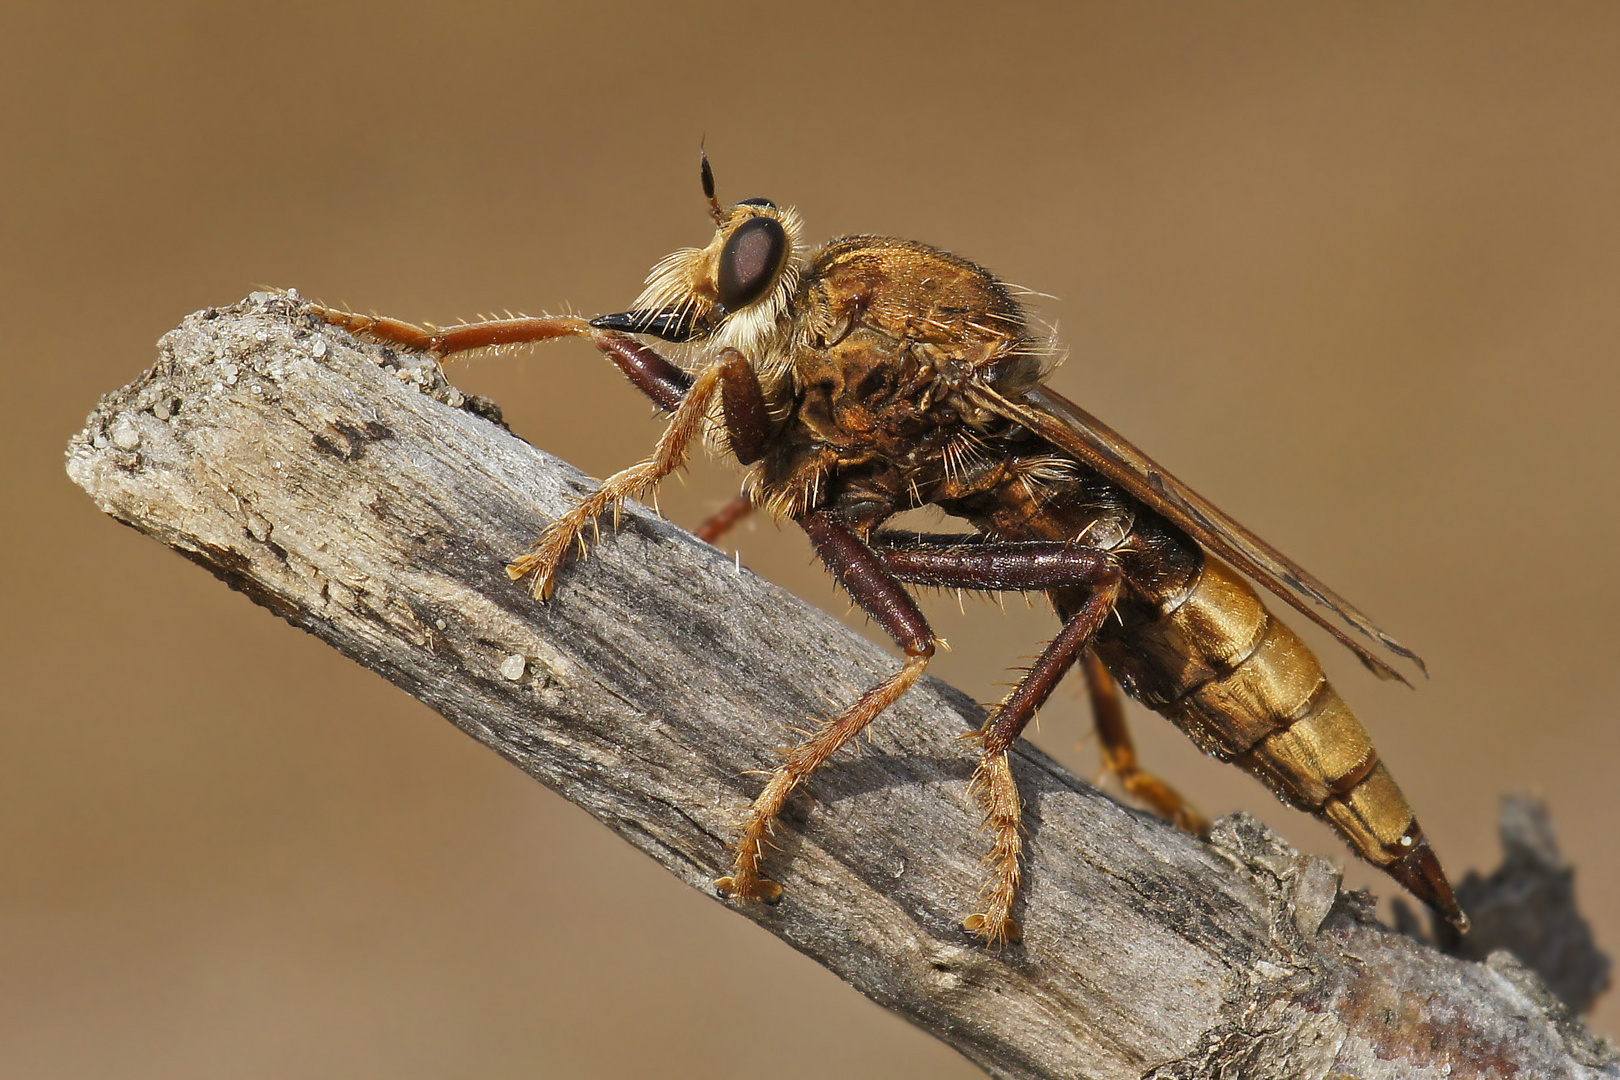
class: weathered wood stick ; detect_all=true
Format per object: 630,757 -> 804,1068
66,293 -> 1616,1079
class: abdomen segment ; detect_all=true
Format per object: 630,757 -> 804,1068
1095,554 -> 1468,930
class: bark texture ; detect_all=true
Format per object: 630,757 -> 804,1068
66,293 -> 1617,1080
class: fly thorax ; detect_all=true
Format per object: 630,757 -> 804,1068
790,325 -> 969,451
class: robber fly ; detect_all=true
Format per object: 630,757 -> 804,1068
314,156 -> 1467,943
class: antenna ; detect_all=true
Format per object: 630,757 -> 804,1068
700,143 -> 723,225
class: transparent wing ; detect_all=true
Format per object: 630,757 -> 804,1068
966,381 -> 1424,684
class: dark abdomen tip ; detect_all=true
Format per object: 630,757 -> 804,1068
1385,825 -> 1470,932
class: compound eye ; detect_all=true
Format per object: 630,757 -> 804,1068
717,215 -> 787,313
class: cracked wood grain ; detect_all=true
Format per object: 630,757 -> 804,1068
66,293 -> 1617,1079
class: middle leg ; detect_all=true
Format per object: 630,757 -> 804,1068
717,512 -> 937,904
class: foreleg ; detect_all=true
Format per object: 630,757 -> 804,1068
316,303 -> 776,575
508,347 -> 756,598
311,306 -> 693,411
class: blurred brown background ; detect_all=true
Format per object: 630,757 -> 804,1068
6,2 -> 1618,1075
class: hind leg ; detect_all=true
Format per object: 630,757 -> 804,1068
1082,651 -> 1209,837
872,535 -> 1125,944
695,491 -> 755,545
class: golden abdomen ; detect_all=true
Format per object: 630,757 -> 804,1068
1097,555 -> 1418,871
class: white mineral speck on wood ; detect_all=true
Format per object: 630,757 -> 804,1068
109,416 -> 141,451
499,654 -> 528,681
